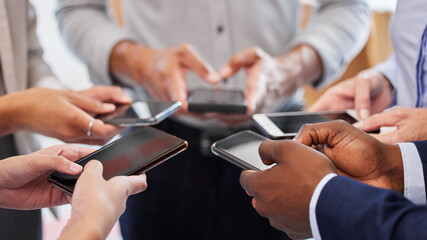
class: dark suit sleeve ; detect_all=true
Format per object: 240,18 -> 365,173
413,140 -> 427,195
316,176 -> 427,240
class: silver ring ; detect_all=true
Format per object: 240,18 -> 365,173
87,119 -> 96,137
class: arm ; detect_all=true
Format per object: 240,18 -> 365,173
313,176 -> 427,240
27,3 -> 64,89
292,0 -> 371,87
56,0 -> 138,85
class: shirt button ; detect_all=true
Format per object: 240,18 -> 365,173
217,25 -> 224,34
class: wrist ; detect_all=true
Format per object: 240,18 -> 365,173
277,44 -> 322,86
0,92 -> 26,135
59,213 -> 108,240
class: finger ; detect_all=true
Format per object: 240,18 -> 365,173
354,77 -> 372,119
37,145 -> 96,161
245,64 -> 261,114
239,170 -> 258,197
167,72 -> 189,111
110,174 -> 148,196
68,92 -> 116,114
178,44 -> 220,84
90,119 -> 122,140
220,47 -> 260,79
28,155 -> 82,176
258,140 -> 288,165
80,86 -> 132,104
295,121 -> 352,148
79,160 -> 104,182
353,111 -> 400,132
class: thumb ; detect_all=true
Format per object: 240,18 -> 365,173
79,160 -> 104,182
68,92 -> 116,114
221,47 -> 261,79
28,155 -> 82,176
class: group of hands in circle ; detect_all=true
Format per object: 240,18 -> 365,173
1,42 -> 421,238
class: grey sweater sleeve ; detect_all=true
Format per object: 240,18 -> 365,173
291,0 -> 371,88
56,0 -> 138,85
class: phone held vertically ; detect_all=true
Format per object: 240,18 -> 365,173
48,127 -> 188,195
211,130 -> 272,171
253,110 -> 358,139
98,101 -> 182,127
188,89 -> 247,114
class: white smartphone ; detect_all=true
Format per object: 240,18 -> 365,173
211,130 -> 273,171
98,101 -> 181,127
253,110 -> 358,139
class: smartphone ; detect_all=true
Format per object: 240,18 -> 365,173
188,89 -> 247,114
48,127 -> 188,195
98,101 -> 182,127
211,130 -> 272,171
253,110 -> 358,139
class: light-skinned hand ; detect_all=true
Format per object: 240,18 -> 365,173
353,107 -> 427,144
240,140 -> 336,239
59,160 -> 147,239
295,120 -> 404,193
309,69 -> 393,119
221,45 -> 322,114
0,86 -> 130,145
109,41 -> 221,111
0,145 -> 93,209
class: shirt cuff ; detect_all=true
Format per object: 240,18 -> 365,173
309,173 -> 337,240
398,142 -> 427,205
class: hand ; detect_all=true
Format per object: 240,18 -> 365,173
0,145 -> 93,209
1,86 -> 129,145
240,140 -> 336,239
221,45 -> 322,114
295,120 -> 403,193
309,69 -> 393,119
110,41 -> 221,111
354,107 -> 427,144
59,160 -> 147,240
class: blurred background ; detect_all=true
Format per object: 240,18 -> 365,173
30,0 -> 397,239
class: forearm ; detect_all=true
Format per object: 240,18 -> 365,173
292,0 -> 370,87
56,0 -> 137,85
0,93 -> 25,136
278,44 -> 322,87
59,216 -> 108,240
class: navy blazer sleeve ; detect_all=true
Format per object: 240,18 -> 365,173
413,140 -> 427,195
316,176 -> 427,239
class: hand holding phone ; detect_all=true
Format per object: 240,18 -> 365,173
97,101 -> 181,127
48,127 -> 188,194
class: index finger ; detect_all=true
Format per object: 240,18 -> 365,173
354,77 -> 372,119
178,44 -> 220,84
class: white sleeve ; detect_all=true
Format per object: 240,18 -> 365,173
309,173 -> 338,240
373,55 -> 397,88
397,142 -> 427,205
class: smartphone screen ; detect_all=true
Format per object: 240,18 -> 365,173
48,127 -> 187,194
211,131 -> 272,171
98,101 -> 181,126
188,89 -> 247,113
253,111 -> 357,139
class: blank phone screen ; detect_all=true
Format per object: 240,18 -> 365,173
99,101 -> 179,123
190,90 -> 245,104
214,131 -> 271,171
268,112 -> 357,134
49,127 -> 186,192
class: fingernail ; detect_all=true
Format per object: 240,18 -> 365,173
103,103 -> 116,111
353,120 -> 363,128
69,163 -> 83,174
220,66 -> 232,77
359,108 -> 369,119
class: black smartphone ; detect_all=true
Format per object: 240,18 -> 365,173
253,110 -> 358,139
98,101 -> 181,127
48,127 -> 188,195
211,130 -> 272,171
188,89 -> 247,114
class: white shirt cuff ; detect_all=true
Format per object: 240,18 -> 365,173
398,143 -> 427,205
309,173 -> 337,240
